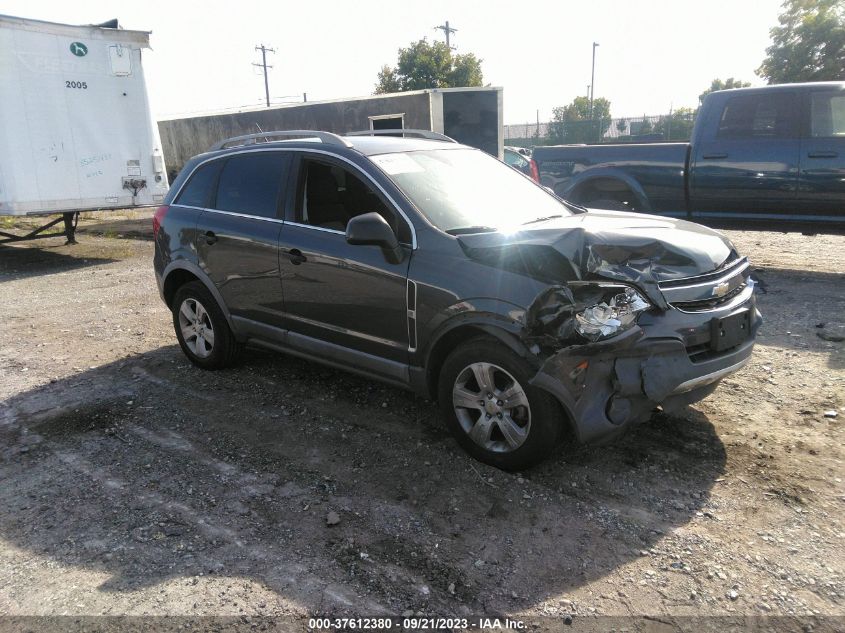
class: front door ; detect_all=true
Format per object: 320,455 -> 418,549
196,151 -> 290,328
278,154 -> 412,374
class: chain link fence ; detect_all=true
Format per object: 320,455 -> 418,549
505,112 -> 696,147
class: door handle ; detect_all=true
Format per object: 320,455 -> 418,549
702,152 -> 728,159
287,248 -> 307,265
204,231 -> 218,245
807,151 -> 838,158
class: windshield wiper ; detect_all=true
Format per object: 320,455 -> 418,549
521,214 -> 563,226
446,226 -> 499,235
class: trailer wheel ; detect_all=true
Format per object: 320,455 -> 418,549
172,281 -> 240,369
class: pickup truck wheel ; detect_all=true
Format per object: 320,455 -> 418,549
437,338 -> 562,471
172,281 -> 240,370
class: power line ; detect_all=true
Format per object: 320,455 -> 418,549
253,44 -> 275,108
434,20 -> 457,49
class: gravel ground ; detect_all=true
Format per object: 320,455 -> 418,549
0,212 -> 843,629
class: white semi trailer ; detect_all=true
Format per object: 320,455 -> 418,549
0,14 -> 168,243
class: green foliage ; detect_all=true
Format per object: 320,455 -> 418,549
699,78 -> 752,105
374,39 -> 484,94
757,0 -> 845,84
375,65 -> 401,94
548,96 -> 612,144
653,107 -> 697,140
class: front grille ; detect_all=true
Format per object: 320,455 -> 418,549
658,257 -> 751,313
671,282 -> 747,312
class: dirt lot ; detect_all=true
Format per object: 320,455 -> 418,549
0,212 -> 843,628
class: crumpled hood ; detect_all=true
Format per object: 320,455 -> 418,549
456,209 -> 736,308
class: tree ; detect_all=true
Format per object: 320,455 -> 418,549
653,107 -> 697,141
374,39 -> 484,94
757,0 -> 845,84
699,78 -> 752,105
548,96 -> 611,144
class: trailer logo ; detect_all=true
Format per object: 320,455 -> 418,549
69,42 -> 88,57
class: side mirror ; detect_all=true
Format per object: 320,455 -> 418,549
345,212 -> 403,264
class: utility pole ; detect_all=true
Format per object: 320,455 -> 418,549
589,42 -> 599,118
253,44 -> 275,108
434,20 -> 457,49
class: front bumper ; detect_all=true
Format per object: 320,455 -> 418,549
530,287 -> 762,443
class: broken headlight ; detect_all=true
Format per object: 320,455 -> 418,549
575,286 -> 650,341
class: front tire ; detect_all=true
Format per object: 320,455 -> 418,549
172,281 -> 240,369
437,338 -> 564,470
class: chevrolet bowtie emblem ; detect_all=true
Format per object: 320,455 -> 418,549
712,281 -> 731,297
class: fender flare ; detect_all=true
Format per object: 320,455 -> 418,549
161,260 -> 238,334
417,301 -> 542,397
563,168 -> 653,212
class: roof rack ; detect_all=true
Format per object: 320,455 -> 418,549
346,129 -> 457,143
209,130 -> 352,152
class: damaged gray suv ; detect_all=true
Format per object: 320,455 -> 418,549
154,130 -> 761,470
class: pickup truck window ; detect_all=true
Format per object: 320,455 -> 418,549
373,148 -> 569,233
810,92 -> 845,137
717,93 -> 797,139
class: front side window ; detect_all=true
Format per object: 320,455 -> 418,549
297,159 -> 411,243
717,93 -> 798,139
810,92 -> 845,137
214,153 -> 288,218
371,148 -> 571,234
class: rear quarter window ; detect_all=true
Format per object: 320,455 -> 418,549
174,160 -> 222,208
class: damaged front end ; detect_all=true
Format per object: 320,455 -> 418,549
521,274 -> 760,443
457,213 -> 762,443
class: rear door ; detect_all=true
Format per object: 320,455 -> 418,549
196,150 -> 291,329
690,91 -> 801,220
798,88 -> 845,219
277,153 -> 412,375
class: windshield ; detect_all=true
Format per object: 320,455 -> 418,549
370,148 -> 571,233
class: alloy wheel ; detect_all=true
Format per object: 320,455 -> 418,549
452,362 -> 532,453
178,297 -> 215,358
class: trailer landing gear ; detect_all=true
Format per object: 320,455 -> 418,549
0,212 -> 79,245
63,212 -> 78,244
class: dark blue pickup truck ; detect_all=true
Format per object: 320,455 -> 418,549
533,82 -> 845,231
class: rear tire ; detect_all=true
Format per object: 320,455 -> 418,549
437,338 -> 563,471
172,281 -> 240,369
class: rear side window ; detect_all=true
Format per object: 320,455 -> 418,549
214,153 -> 289,218
717,93 -> 798,139
174,161 -> 221,208
810,92 -> 845,137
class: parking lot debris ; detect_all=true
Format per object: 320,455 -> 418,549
326,511 -> 341,526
